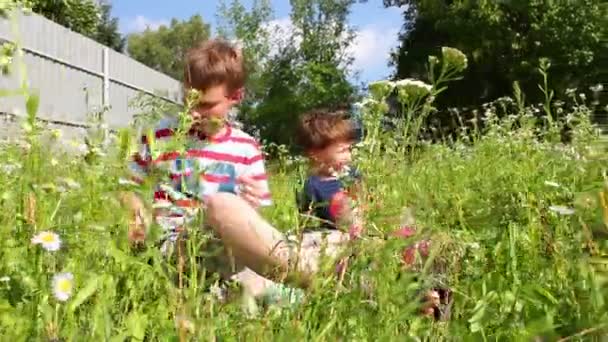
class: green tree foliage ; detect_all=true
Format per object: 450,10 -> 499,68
26,0 -> 101,37
94,1 -> 125,52
218,0 -> 359,147
126,15 -> 211,80
385,0 -> 607,109
216,0 -> 273,119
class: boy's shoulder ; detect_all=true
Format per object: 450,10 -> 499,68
224,127 -> 261,147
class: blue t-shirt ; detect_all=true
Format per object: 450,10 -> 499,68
296,167 -> 361,229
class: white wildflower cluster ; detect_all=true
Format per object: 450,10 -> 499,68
0,162 -> 22,175
368,80 -> 395,100
365,77 -> 433,110
589,84 -> 603,94
394,78 -> 433,103
441,47 -> 468,72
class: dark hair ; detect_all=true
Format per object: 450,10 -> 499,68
295,108 -> 357,151
184,39 -> 246,93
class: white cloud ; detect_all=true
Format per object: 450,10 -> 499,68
265,17 -> 294,35
349,24 -> 400,74
123,15 -> 169,33
261,17 -> 399,79
262,17 -> 299,55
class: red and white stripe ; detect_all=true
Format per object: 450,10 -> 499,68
128,118 -> 272,214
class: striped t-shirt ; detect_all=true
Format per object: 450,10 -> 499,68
128,117 -> 272,222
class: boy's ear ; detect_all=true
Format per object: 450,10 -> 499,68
228,87 -> 245,102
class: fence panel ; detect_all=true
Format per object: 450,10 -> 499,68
0,10 -> 182,138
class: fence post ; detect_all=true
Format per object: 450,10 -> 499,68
102,47 -> 109,108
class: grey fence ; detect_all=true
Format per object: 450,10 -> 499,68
0,10 -> 182,142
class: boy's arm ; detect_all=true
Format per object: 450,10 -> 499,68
335,171 -> 366,239
120,133 -> 152,243
118,191 -> 149,243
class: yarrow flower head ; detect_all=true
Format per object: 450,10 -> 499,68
52,272 -> 74,302
368,80 -> 395,100
589,84 -> 603,94
353,98 -> 379,110
441,47 -> 468,72
394,78 -> 433,104
31,231 -> 62,251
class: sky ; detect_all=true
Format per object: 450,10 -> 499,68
111,0 -> 404,84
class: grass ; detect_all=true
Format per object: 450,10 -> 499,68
0,92 -> 607,341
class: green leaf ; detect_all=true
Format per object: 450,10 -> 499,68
0,88 -> 24,97
25,93 -> 39,118
68,275 -> 101,313
109,334 -> 129,342
532,285 -> 559,305
125,312 -> 147,340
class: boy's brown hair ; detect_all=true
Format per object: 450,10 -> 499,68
184,39 -> 246,93
295,108 -> 357,151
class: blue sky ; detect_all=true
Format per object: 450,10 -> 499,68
111,0 -> 403,83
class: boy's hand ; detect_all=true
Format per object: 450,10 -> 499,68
237,175 -> 265,209
127,209 -> 147,245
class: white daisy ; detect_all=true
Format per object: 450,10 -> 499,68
52,272 -> 74,302
31,231 -> 62,252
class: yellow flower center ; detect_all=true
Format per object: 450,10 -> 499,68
41,233 -> 56,243
57,279 -> 72,293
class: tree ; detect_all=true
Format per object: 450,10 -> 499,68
216,0 -> 273,118
217,0 -> 358,147
27,0 -> 101,38
386,0 -> 607,110
94,0 -> 125,52
126,15 -> 211,80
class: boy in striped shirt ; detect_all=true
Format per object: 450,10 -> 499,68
122,39 -> 276,297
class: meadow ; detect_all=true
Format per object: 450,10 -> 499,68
1,46 -> 608,341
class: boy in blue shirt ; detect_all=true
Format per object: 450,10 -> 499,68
294,109 -> 451,319
295,108 -> 363,239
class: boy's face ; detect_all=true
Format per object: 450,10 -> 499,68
312,141 -> 353,173
189,84 -> 242,131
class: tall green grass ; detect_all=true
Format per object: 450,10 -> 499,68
1,90 -> 607,340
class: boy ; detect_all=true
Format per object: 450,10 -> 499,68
295,108 -> 363,239
294,110 -> 450,319
122,39 -> 275,297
